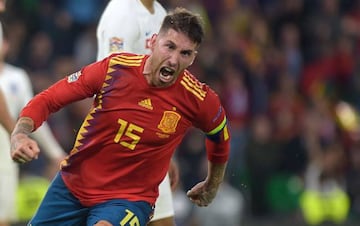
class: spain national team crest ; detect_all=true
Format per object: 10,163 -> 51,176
158,111 -> 181,134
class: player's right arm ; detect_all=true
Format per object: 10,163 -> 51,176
10,59 -> 110,163
10,116 -> 39,163
17,69 -> 68,163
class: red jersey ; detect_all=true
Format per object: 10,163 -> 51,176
21,53 -> 229,206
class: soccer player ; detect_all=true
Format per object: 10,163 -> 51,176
10,7 -> 230,226
0,28 -> 67,226
96,0 -> 166,59
96,1 -> 178,225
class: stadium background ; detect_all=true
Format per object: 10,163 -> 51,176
3,0 -> 360,225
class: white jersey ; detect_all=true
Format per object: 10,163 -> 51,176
0,63 -> 66,171
0,46 -> 65,224
0,64 -> 32,170
96,0 -> 166,60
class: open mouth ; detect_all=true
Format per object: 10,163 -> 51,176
159,67 -> 175,83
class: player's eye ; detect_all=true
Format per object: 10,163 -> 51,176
166,44 -> 175,50
180,50 -> 193,57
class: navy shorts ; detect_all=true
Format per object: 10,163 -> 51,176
28,172 -> 154,226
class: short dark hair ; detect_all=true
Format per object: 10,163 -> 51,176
160,7 -> 204,46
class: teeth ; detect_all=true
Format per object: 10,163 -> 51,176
159,67 -> 175,84
164,68 -> 172,73
161,67 -> 174,75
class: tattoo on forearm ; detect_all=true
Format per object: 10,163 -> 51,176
12,117 -> 34,136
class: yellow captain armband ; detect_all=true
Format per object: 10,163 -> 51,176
206,117 -> 229,142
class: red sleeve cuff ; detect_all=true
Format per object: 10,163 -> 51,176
206,138 -> 230,164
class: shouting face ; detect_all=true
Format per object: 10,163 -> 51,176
143,28 -> 198,88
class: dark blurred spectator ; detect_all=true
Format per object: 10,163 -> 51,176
278,22 -> 303,82
221,65 -> 250,187
245,114 -> 282,216
302,0 -> 342,62
268,73 -> 307,174
24,31 -> 53,72
346,140 -> 360,220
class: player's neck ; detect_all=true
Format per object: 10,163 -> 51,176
140,0 -> 155,14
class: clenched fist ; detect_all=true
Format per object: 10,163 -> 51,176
10,133 -> 40,164
186,180 -> 219,207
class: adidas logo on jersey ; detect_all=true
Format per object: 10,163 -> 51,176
138,98 -> 153,110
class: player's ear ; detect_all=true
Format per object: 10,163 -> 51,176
189,51 -> 198,66
149,34 -> 157,50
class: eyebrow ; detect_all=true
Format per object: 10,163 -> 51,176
166,40 -> 195,53
181,49 -> 194,55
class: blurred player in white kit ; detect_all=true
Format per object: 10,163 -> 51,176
97,0 -> 179,225
0,1 -> 67,225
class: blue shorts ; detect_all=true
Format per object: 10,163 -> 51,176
28,172 -> 154,226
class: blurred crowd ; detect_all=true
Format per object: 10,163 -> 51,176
4,0 -> 360,225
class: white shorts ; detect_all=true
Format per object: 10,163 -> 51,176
0,166 -> 19,222
151,174 -> 174,221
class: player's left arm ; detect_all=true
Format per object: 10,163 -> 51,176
187,88 -> 230,206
